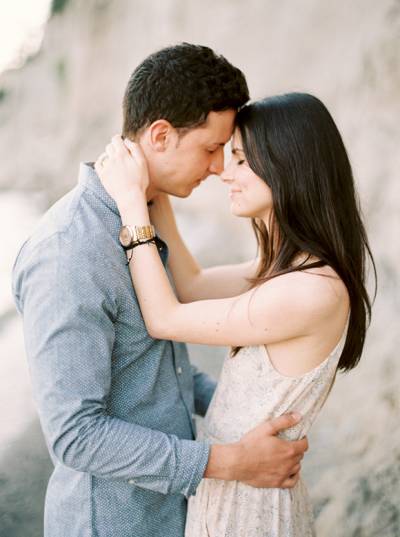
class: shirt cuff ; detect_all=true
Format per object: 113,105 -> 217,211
170,439 -> 210,498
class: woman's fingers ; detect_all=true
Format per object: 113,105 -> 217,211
109,135 -> 146,171
112,134 -> 129,156
125,140 -> 147,169
112,134 -> 138,159
95,135 -> 150,197
105,142 -> 116,159
94,152 -> 108,175
106,134 -> 140,157
97,151 -> 107,165
124,138 -> 134,150
124,139 -> 143,161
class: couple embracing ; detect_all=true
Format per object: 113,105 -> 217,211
13,43 -> 374,536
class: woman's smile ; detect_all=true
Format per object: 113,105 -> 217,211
229,189 -> 242,198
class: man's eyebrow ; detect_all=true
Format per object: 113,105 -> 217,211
207,142 -> 226,148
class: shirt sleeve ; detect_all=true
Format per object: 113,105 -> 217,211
191,364 -> 217,417
12,232 -> 209,497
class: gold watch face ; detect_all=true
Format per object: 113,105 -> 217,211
119,226 -> 133,247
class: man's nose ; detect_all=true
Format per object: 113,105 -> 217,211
209,148 -> 224,175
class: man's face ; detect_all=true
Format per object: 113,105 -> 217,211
145,110 -> 236,198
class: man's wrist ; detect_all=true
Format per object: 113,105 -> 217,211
204,442 -> 243,481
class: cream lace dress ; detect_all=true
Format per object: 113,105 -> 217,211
185,323 -> 349,537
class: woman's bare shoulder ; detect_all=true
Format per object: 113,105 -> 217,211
259,263 -> 348,321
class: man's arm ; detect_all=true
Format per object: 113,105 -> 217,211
12,234 -> 209,497
13,232 -> 306,494
205,414 -> 307,488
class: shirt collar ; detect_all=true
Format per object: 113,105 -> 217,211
78,162 -> 169,265
78,162 -> 120,216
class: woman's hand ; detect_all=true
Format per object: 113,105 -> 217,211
95,135 -> 150,208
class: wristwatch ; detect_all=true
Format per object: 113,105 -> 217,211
119,224 -> 156,250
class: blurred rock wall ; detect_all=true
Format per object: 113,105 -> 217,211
0,0 -> 399,535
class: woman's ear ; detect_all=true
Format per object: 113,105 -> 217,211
147,120 -> 178,152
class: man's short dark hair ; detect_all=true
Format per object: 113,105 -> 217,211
122,43 -> 249,137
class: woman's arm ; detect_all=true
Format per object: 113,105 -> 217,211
96,137 -> 334,347
122,202 -> 330,347
150,194 -> 259,302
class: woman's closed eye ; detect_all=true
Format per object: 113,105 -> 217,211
231,149 -> 246,165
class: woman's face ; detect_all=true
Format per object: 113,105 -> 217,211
220,129 -> 273,220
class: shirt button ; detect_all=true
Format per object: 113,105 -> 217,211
128,479 -> 136,485
176,366 -> 183,375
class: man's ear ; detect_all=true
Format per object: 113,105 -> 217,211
147,120 -> 178,152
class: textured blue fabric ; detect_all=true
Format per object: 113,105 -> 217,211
12,163 -> 216,537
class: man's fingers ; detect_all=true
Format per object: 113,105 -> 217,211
289,463 -> 301,476
281,472 -> 300,489
265,413 -> 302,435
292,453 -> 304,465
290,436 -> 309,456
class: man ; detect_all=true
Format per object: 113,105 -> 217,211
12,43 -> 307,537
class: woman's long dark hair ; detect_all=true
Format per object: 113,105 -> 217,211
234,93 -> 376,371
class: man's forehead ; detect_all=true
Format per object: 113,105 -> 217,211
204,109 -> 235,135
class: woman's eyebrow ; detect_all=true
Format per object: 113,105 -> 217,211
231,147 -> 245,154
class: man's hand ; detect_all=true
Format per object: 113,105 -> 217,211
205,413 -> 308,489
235,413 -> 307,488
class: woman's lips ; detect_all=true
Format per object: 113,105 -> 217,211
229,190 -> 241,198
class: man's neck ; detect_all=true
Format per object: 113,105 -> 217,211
146,183 -> 159,202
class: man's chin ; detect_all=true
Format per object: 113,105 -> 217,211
164,186 -> 195,199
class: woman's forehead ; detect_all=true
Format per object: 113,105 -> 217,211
231,129 -> 244,150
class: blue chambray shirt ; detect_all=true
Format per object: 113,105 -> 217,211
12,163 -> 216,537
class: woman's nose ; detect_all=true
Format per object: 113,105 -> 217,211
220,162 -> 234,183
220,169 -> 230,183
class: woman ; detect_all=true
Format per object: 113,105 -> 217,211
96,93 -> 375,536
